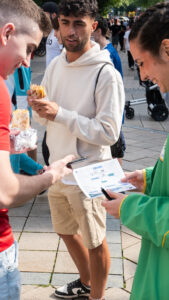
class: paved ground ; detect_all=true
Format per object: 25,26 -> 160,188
9,50 -> 169,299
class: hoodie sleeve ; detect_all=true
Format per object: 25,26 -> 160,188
120,193 -> 169,249
54,65 -> 125,146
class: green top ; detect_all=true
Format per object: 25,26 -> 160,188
120,135 -> 169,300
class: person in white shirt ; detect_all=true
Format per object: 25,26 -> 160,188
124,22 -> 135,70
42,2 -> 63,67
28,1 -> 125,299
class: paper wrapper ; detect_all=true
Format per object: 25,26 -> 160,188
11,128 -> 37,152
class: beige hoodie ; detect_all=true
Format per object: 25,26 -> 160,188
33,42 -> 125,180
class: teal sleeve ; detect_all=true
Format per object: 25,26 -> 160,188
120,193 -> 169,249
144,167 -> 154,195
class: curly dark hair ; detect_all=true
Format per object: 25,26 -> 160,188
58,0 -> 98,18
52,16 -> 59,30
95,16 -> 108,37
129,2 -> 169,57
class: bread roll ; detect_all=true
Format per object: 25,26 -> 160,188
12,109 -> 30,131
30,84 -> 46,98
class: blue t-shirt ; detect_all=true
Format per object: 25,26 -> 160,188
104,43 -> 124,123
105,43 -> 123,78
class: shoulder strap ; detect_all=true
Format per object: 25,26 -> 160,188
94,62 -> 113,101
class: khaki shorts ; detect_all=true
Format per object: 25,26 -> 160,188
48,181 -> 106,249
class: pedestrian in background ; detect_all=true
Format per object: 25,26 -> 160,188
124,22 -> 135,70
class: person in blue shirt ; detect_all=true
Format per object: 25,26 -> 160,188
92,16 -> 126,165
93,16 -> 123,78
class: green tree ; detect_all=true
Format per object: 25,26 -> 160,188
133,0 -> 163,7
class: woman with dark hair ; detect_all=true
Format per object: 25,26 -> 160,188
102,3 -> 169,300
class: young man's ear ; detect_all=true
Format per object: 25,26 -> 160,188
91,21 -> 98,33
0,23 -> 15,46
160,39 -> 169,62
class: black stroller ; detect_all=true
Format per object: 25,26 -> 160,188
125,69 -> 168,121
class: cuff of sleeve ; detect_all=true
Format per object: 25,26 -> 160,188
142,169 -> 146,193
144,166 -> 153,195
54,106 -> 63,122
119,196 -> 128,217
54,106 -> 73,123
162,231 -> 169,248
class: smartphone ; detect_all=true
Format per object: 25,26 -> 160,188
101,188 -> 114,201
66,157 -> 87,169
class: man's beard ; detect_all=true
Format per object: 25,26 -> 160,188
61,35 -> 88,53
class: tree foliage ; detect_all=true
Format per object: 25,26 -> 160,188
33,0 -> 164,13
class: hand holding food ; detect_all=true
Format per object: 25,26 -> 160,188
10,109 -> 37,153
30,84 -> 46,98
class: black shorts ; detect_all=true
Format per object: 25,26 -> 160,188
110,130 -> 126,158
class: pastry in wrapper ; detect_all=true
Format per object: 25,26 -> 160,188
30,84 -> 46,98
12,109 -> 30,131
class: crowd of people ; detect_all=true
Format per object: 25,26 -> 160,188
0,0 -> 169,300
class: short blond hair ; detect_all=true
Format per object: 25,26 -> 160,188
0,0 -> 51,36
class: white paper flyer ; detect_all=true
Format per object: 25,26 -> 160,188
73,159 -> 135,198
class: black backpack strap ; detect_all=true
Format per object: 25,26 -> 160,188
94,62 -> 113,102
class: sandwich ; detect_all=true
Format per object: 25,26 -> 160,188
30,84 -> 46,98
12,109 -> 30,131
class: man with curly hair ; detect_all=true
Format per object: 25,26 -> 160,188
29,1 -> 125,299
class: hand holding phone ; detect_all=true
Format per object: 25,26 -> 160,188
101,188 -> 115,201
66,157 -> 87,169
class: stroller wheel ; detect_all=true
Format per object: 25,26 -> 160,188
150,104 -> 168,121
126,107 -> 135,119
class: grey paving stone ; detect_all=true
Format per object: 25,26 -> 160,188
105,287 -> 130,300
123,259 -> 137,281
21,285 -> 56,300
106,231 -> 121,244
106,274 -> 123,289
109,258 -> 123,275
58,239 -> 68,252
19,250 -> 56,272
23,216 -> 54,232
8,203 -> 33,217
51,273 -> 79,286
21,272 -> 51,285
9,216 -> 27,232
125,277 -> 134,293
31,61 -> 45,73
121,225 -> 141,239
123,242 -> 141,264
121,232 -> 140,250
35,192 -> 49,204
31,74 -> 44,85
29,203 -> 51,217
54,252 -> 78,273
19,232 -> 59,251
106,218 -> 120,231
108,243 -> 122,258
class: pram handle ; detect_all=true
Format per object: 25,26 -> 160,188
149,84 -> 158,90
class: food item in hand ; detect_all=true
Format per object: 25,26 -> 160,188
30,84 -> 46,98
12,109 -> 30,131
